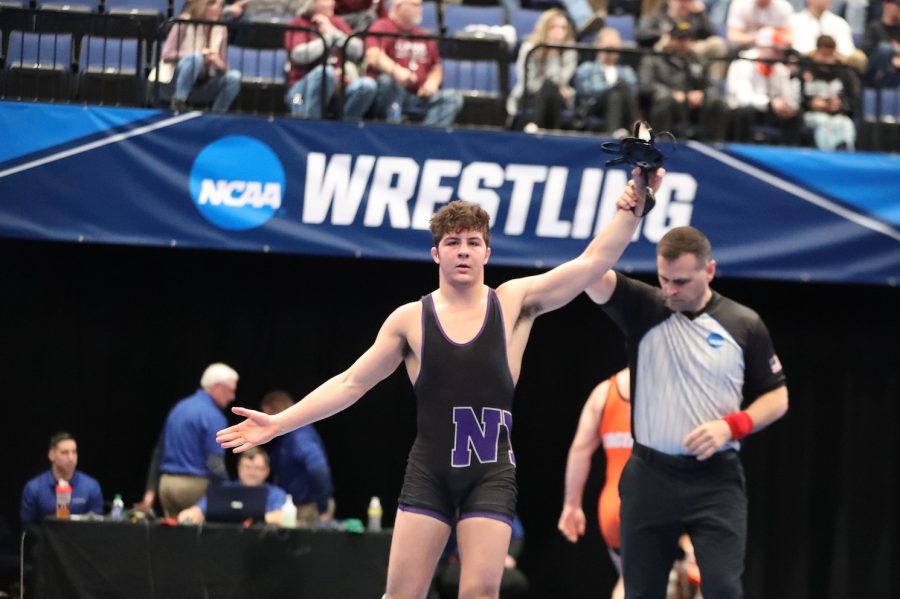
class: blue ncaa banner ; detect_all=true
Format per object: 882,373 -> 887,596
0,101 -> 898,285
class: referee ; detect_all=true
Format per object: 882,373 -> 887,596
586,226 -> 788,599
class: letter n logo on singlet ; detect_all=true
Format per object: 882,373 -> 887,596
451,407 -> 515,467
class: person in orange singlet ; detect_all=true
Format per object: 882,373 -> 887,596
559,368 -> 632,599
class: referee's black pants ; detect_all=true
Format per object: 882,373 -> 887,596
620,443 -> 747,599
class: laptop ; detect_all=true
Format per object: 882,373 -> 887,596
205,485 -> 268,524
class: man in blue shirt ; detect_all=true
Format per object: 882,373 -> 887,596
261,390 -> 335,527
177,447 -> 287,525
139,363 -> 238,518
21,432 -> 104,524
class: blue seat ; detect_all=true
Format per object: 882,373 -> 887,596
36,0 -> 96,11
227,46 -> 287,84
420,0 -> 439,33
443,58 -> 500,93
4,30 -> 74,100
227,46 -> 288,114
77,35 -> 143,104
104,0 -> 169,17
863,87 -> 900,122
605,14 -> 635,44
509,8 -> 542,42
442,4 -> 506,36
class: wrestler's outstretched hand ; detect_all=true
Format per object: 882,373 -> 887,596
216,407 -> 279,453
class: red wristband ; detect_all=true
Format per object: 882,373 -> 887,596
723,411 -> 754,441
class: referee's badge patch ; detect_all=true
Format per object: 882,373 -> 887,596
707,332 -> 725,348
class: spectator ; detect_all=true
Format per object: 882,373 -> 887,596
790,0 -> 868,71
335,0 -> 386,32
862,0 -> 900,85
800,34 -> 859,149
260,390 -> 335,527
284,0 -> 377,119
365,0 -> 463,126
574,27 -> 639,136
726,0 -> 795,50
152,0 -> 242,112
637,0 -> 727,76
20,433 -> 103,524
507,8 -> 578,132
177,447 -> 287,525
726,26 -> 803,143
640,21 -> 727,140
138,363 -> 238,518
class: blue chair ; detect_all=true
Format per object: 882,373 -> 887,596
605,14 -> 635,44
443,58 -> 501,93
36,0 -> 96,11
77,36 -> 142,104
104,0 -> 169,17
4,30 -> 74,100
227,46 -> 288,114
509,8 -> 542,42
442,4 -> 506,36
420,0 -> 439,33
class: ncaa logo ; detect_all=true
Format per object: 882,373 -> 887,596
189,135 -> 285,230
707,332 -> 725,349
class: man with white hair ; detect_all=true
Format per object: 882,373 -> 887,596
138,363 -> 239,518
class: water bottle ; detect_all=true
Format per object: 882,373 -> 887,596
367,496 -> 382,533
110,494 -> 125,521
282,494 -> 297,529
387,101 -> 402,124
55,479 -> 71,519
290,92 -> 305,117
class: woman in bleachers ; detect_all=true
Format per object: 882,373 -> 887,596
507,7 -> 579,132
153,0 -> 242,112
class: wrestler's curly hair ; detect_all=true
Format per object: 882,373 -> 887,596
429,201 -> 491,247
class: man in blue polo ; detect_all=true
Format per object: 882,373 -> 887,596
21,432 -> 104,523
139,363 -> 238,518
260,390 -> 335,526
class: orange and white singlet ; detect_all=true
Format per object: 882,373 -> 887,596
597,374 -> 633,549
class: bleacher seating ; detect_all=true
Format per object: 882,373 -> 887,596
76,34 -> 142,104
227,45 -> 288,114
3,30 -> 74,100
442,4 -> 505,36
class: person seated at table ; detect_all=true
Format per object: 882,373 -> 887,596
260,390 -> 336,527
20,432 -> 104,524
177,447 -> 287,525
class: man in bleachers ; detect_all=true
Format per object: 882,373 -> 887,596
574,27 -> 639,136
636,0 -> 727,75
640,21 -> 727,140
726,0 -> 795,49
726,26 -> 803,143
790,0 -> 868,71
364,0 -> 462,126
862,0 -> 900,85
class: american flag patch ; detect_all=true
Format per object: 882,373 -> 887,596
769,354 -> 783,373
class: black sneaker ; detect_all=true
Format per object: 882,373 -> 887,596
170,99 -> 188,113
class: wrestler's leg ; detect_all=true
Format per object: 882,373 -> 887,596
455,515 -> 512,599
384,508 -> 452,599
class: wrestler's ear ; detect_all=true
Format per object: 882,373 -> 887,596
431,246 -> 439,264
484,246 -> 491,264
